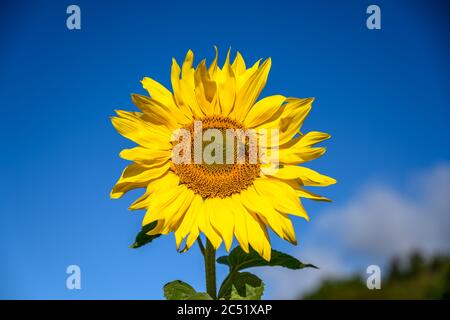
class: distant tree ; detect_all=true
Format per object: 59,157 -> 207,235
301,252 -> 450,300
407,251 -> 425,277
388,256 -> 402,281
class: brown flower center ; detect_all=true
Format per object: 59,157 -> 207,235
171,116 -> 260,198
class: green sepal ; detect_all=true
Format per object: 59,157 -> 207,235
129,221 -> 161,248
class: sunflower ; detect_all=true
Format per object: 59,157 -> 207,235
111,49 -> 335,261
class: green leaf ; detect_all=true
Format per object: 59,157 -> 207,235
164,280 -> 196,300
129,221 -> 161,248
163,280 -> 212,300
217,246 -> 318,271
227,272 -> 264,300
188,292 -> 214,300
218,246 -> 317,299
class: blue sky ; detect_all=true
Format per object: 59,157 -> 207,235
1,0 -> 449,299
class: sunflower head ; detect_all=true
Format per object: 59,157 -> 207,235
111,49 -> 336,261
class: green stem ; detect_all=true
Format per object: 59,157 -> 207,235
204,239 -> 217,299
197,238 -> 205,256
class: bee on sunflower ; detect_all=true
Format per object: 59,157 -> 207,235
111,49 -> 335,300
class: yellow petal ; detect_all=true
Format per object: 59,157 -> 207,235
229,194 -> 249,253
243,95 -> 285,128
240,186 -> 287,241
256,98 -> 313,146
182,226 -> 200,253
111,111 -> 172,149
277,131 -> 330,164
253,177 -> 309,219
231,51 -> 246,76
143,184 -> 192,226
141,77 -> 174,109
175,194 -> 202,250
278,98 -> 313,138
194,60 -> 217,116
182,49 -> 195,80
171,57 -> 196,119
119,146 -> 170,164
233,58 -> 271,122
166,187 -> 195,230
208,197 -> 234,251
198,198 -> 222,249
297,187 -> 331,202
146,220 -> 167,236
129,172 -> 180,210
268,165 -> 337,187
277,213 -> 297,244
208,46 -> 219,79
235,59 -> 260,92
110,163 -> 169,200
278,146 -> 326,165
131,94 -> 183,129
110,162 -> 169,198
290,131 -> 331,148
171,58 -> 183,106
179,51 -> 205,119
217,49 -> 236,117
242,208 -> 272,261
276,177 -> 332,201
114,110 -> 172,137
110,181 -> 146,200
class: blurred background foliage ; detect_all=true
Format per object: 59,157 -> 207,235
302,252 -> 450,299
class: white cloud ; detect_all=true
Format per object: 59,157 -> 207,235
319,163 -> 450,260
263,163 -> 450,299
